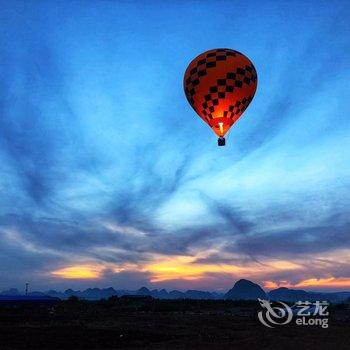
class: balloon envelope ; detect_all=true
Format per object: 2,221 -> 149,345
184,48 -> 257,137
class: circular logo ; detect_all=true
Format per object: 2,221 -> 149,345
258,298 -> 293,328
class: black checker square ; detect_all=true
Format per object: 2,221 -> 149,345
244,77 -> 251,85
192,79 -> 199,86
206,61 -> 216,68
218,79 -> 226,86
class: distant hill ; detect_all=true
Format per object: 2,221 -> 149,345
268,287 -> 350,303
0,288 -> 21,296
137,287 -> 152,296
43,287 -> 223,300
225,279 -> 267,300
184,290 -> 219,299
2,280 -> 349,302
46,288 -> 128,300
269,287 -> 316,302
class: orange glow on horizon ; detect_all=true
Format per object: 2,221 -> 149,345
295,277 -> 350,289
49,255 -> 350,291
143,255 -> 303,283
263,280 -> 293,289
51,265 -> 103,279
264,277 -> 350,290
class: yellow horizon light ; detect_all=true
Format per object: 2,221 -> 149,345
51,265 -> 102,279
264,277 -> 350,290
295,277 -> 350,288
143,254 -> 306,283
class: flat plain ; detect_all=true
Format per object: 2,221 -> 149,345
0,299 -> 349,349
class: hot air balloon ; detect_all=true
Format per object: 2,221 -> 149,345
184,48 -> 257,146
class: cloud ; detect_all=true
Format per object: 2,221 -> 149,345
0,15 -> 107,208
0,1 -> 350,291
107,151 -> 191,232
202,196 -> 254,235
232,222 -> 350,258
237,8 -> 350,155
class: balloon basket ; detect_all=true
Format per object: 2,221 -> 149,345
218,137 -> 226,146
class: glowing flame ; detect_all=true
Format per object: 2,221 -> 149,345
218,122 -> 224,135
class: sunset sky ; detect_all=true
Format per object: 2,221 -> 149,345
1,0 -> 350,292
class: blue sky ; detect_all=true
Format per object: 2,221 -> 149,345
1,0 -> 350,292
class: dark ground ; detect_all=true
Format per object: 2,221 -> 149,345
0,298 -> 349,349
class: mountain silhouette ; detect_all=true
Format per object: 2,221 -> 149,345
184,290 -> 220,299
225,279 -> 267,300
2,279 -> 349,302
268,287 -> 315,302
268,287 -> 350,303
0,288 -> 20,296
137,287 -> 152,296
